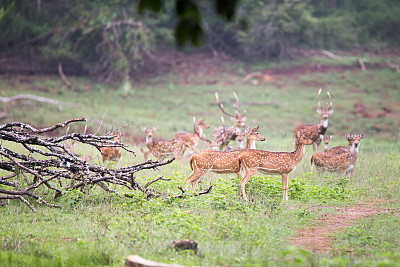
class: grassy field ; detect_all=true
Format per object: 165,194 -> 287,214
0,54 -> 400,266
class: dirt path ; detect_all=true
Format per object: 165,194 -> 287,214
291,202 -> 395,253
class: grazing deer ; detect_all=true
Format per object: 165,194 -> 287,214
175,118 -> 210,152
310,134 -> 364,177
238,132 -> 313,201
293,88 -> 333,152
185,126 -> 266,191
141,126 -> 190,161
101,130 -> 123,168
213,92 -> 246,150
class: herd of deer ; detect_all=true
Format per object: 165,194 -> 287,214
67,89 -> 364,201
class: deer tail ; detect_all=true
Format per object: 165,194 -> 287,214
310,155 -> 314,170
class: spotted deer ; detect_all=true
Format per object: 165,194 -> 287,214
324,134 -> 353,154
224,131 -> 246,152
238,132 -> 313,201
185,126 -> 266,192
141,126 -> 191,161
321,134 -> 334,152
175,118 -> 210,152
310,134 -> 364,177
225,126 -> 265,152
293,89 -> 333,152
213,92 -> 246,150
101,130 -> 123,168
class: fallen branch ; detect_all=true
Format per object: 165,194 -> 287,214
0,94 -> 65,113
0,118 -> 175,211
320,50 -> 341,60
58,63 -> 73,92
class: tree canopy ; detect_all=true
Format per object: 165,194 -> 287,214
1,0 -> 399,82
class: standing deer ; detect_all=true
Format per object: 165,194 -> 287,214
224,131 -> 246,152
293,88 -> 333,152
238,133 -> 313,201
321,134 -> 334,152
225,126 -> 264,152
310,134 -> 364,177
213,92 -> 246,150
185,126 -> 266,191
324,134 -> 353,154
175,118 -> 210,152
101,130 -> 123,168
141,126 -> 191,161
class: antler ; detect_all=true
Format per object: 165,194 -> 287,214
215,92 -> 237,119
327,91 -> 332,110
193,117 -> 212,145
317,88 -> 322,110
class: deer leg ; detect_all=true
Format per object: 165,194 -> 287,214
239,168 -> 257,201
186,170 -> 205,191
312,143 -> 317,152
281,173 -> 289,201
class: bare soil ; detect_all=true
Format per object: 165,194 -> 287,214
291,202 -> 396,253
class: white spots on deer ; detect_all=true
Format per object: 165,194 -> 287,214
141,126 -> 189,161
311,134 -> 364,177
293,88 -> 333,152
101,130 -> 123,168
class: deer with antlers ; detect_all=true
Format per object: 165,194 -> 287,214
238,132 -> 313,201
213,92 -> 246,150
141,126 -> 192,161
175,119 -> 210,152
185,126 -> 266,192
293,89 -> 333,152
311,134 -> 364,177
101,130 -> 123,168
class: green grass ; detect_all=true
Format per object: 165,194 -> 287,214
1,55 -> 400,266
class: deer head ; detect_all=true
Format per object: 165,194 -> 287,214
345,134 -> 364,153
142,126 -> 157,144
320,134 -> 334,151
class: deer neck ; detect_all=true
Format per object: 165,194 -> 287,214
245,138 -> 255,150
349,144 -> 359,162
318,118 -> 328,134
146,137 -> 155,149
292,141 -> 306,164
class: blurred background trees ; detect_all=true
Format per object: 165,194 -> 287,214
1,0 -> 399,82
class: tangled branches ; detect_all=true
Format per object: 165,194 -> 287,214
0,118 -> 191,212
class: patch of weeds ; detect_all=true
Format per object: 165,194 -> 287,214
58,189 -> 85,207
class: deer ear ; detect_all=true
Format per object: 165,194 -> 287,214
141,126 -> 146,131
360,134 -> 365,139
330,135 -> 334,139
316,108 -> 323,115
328,109 -> 334,115
153,126 -> 158,131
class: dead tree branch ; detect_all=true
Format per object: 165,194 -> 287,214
58,63 -> 73,92
0,118 -> 178,211
0,94 -> 66,117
